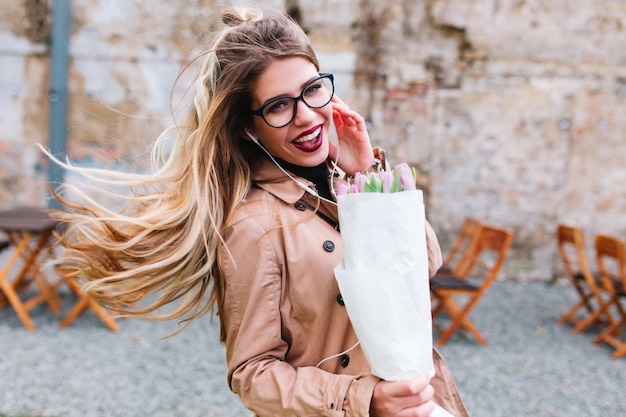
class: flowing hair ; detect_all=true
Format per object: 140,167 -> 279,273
50,6 -> 319,336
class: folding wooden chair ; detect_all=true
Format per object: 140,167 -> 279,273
0,207 -> 64,331
0,239 -> 14,301
437,217 -> 482,275
555,224 -> 613,333
431,221 -> 485,314
56,263 -> 120,332
591,234 -> 626,358
430,224 -> 514,346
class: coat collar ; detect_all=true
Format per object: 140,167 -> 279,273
252,157 -> 310,204
252,157 -> 345,205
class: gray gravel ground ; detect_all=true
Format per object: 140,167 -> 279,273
1,278 -> 625,417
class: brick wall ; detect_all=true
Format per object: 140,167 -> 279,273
1,0 -> 625,280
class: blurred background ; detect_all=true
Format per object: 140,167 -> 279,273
1,0 -> 625,283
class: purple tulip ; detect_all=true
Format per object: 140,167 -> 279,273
354,172 -> 367,193
396,163 -> 416,191
382,169 -> 394,193
338,163 -> 417,194
336,183 -> 350,196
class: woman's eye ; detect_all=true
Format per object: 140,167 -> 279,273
265,98 -> 291,114
303,81 -> 322,97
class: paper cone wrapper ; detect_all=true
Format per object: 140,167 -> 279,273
334,190 -> 435,381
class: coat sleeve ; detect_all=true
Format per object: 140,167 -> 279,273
220,209 -> 378,417
426,220 -> 443,277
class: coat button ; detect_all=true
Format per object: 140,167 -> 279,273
336,293 -> 345,306
323,240 -> 335,252
340,354 -> 350,368
295,202 -> 306,211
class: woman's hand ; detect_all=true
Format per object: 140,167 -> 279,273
370,376 -> 435,417
329,96 -> 374,176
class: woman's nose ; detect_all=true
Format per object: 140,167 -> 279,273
292,99 -> 317,126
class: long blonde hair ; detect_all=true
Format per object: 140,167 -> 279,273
51,6 -> 319,335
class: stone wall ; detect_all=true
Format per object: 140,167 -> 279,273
1,0 -> 625,281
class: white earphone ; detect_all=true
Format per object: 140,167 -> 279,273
244,129 -> 324,199
244,129 -> 260,144
243,132 -> 356,366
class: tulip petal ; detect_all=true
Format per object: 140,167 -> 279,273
383,170 -> 395,193
336,183 -> 350,196
397,163 -> 416,191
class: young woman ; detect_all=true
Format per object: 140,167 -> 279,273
52,6 -> 469,417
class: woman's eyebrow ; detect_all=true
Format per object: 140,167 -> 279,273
261,75 -> 321,104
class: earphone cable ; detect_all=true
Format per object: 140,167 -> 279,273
315,340 -> 360,368
248,130 -> 339,206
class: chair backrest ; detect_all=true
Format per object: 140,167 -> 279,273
557,224 -> 597,288
456,224 -> 514,285
595,234 -> 626,294
444,217 -> 482,273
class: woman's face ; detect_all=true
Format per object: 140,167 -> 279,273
249,57 -> 333,167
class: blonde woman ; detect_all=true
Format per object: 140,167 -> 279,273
52,6 -> 469,417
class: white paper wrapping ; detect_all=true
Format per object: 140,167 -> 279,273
334,189 -> 434,381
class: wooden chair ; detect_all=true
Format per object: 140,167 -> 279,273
0,207 -> 64,330
0,239 -> 15,303
56,263 -> 120,332
555,224 -> 613,333
430,224 -> 514,346
591,234 -> 626,358
431,221 -> 485,317
437,217 -> 482,275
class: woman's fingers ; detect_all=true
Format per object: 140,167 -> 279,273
371,376 -> 435,417
331,96 -> 363,127
328,95 -> 374,175
384,375 -> 431,398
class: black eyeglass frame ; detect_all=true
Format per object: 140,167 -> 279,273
250,73 -> 335,128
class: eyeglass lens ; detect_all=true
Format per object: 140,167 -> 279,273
262,75 -> 334,128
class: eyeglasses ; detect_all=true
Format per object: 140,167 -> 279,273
251,73 -> 334,128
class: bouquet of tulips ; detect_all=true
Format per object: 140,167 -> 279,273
334,164 -> 454,417
336,162 -> 418,195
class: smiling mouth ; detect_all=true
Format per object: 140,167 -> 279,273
293,126 -> 322,144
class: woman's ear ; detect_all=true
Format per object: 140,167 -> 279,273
244,129 -> 260,144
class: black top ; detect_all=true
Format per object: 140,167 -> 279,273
275,158 -> 333,201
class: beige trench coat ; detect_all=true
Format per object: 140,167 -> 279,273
220,158 -> 470,417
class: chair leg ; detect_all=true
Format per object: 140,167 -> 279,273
592,309 -> 626,358
557,299 -> 587,325
28,267 -> 63,315
59,296 -> 90,328
59,296 -> 119,332
572,296 -> 614,334
557,286 -> 612,333
558,281 -> 596,324
435,300 -> 463,346
11,230 -> 64,315
430,295 -> 444,319
592,314 -> 624,341
0,277 -> 30,309
59,277 -> 120,332
0,275 -> 36,331
611,338 -> 626,359
435,296 -> 487,346
88,299 -> 120,332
